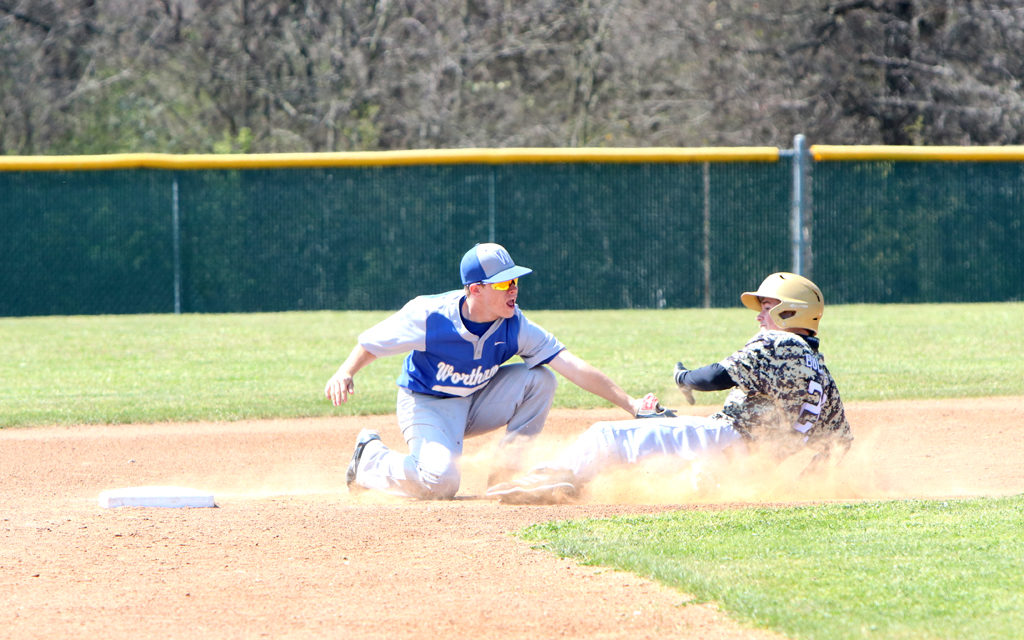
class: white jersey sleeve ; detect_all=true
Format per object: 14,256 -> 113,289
357,294 -> 435,357
514,314 -> 564,367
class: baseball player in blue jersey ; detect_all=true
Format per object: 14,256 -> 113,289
487,272 -> 854,504
325,242 -> 648,499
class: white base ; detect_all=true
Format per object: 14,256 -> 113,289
99,486 -> 216,508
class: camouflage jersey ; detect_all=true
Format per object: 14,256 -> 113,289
713,329 -> 852,456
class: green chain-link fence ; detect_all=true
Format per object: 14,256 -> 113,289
1,146 -> 1021,316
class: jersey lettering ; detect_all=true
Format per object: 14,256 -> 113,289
436,361 -> 500,387
793,379 -> 824,435
804,353 -> 822,373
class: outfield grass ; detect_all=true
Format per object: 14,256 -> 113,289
521,496 -> 1024,640
1,302 -> 1022,427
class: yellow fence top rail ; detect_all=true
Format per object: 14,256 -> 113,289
9,146 -> 1024,169
0,147 -> 781,171
811,145 -> 1024,161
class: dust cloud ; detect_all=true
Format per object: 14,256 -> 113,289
162,396 -> 1024,506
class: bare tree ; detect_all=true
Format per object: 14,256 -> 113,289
4,0 -> 1024,153
781,0 -> 1024,144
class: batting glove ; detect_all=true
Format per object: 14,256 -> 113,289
674,362 -> 696,405
635,392 -> 678,418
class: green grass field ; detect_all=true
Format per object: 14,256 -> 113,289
2,302 -> 1023,639
1,302 -> 1021,428
522,496 -> 1024,640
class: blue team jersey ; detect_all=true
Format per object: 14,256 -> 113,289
358,290 -> 564,397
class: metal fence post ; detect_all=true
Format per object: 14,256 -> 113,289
702,161 -> 712,308
791,134 -> 810,277
488,167 -> 496,243
172,175 -> 182,314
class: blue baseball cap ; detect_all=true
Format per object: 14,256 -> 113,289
460,243 -> 533,285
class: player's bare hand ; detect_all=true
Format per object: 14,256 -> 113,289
324,371 -> 356,406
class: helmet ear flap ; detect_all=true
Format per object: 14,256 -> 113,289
771,307 -> 797,329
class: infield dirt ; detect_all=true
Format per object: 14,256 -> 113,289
3,396 -> 1023,639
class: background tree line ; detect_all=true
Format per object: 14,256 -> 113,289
2,0 -> 1024,155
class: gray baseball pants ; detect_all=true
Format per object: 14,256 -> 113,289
353,362 -> 557,499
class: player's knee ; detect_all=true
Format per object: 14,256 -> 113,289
414,465 -> 461,500
410,442 -> 461,499
529,365 -> 558,399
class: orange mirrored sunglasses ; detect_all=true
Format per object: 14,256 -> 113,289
489,278 -> 519,291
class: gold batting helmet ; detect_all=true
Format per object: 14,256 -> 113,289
740,272 -> 824,335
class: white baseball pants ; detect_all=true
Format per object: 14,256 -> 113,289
547,415 -> 746,483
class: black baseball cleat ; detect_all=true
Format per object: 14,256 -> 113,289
485,469 -> 580,505
346,429 -> 381,492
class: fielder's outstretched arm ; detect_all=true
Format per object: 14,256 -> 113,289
325,345 -> 377,406
547,350 -> 642,416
